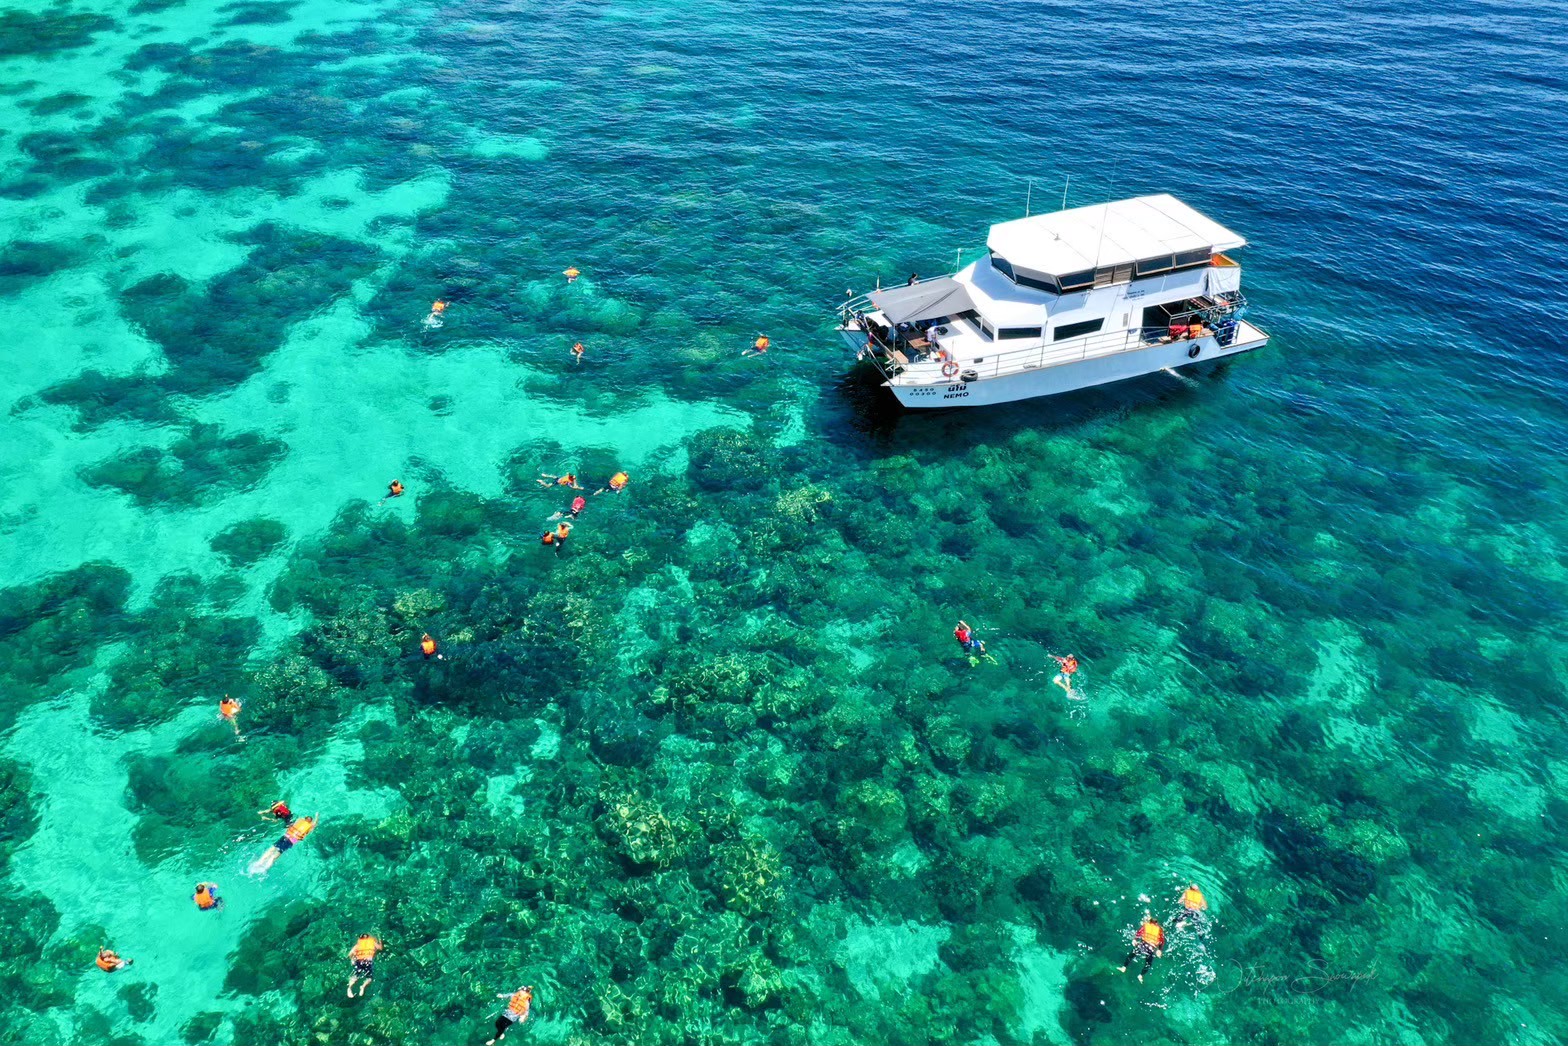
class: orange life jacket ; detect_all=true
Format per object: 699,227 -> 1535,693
219,698 -> 240,717
421,636 -> 437,656
195,885 -> 216,909
286,817 -> 316,843
507,990 -> 532,1018
1138,920 -> 1165,948
609,472 -> 628,490
96,952 -> 119,972
1182,886 -> 1207,911
350,937 -> 380,961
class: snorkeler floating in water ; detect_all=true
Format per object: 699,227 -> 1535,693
423,300 -> 447,330
381,480 -> 405,505
1118,913 -> 1166,983
96,948 -> 131,972
420,633 -> 444,661
1051,653 -> 1079,695
250,813 -> 318,874
219,695 -> 241,735
744,334 -> 770,356
194,881 -> 221,911
1174,883 -> 1208,930
548,495 -> 587,523
563,266 -> 580,284
486,985 -> 533,1044
953,620 -> 985,656
594,471 -> 629,496
538,472 -> 583,490
260,799 -> 294,824
346,934 -> 384,998
541,521 -> 572,552
572,341 -> 585,364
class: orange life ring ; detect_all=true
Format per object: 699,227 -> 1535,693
941,361 -> 959,378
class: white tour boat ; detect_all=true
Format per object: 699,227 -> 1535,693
838,194 -> 1268,408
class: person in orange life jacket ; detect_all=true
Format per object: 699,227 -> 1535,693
571,341 -> 585,364
347,934 -> 384,998
1174,884 -> 1208,931
744,334 -> 769,357
251,813 -> 319,873
194,882 -> 221,911
96,948 -> 131,972
259,799 -> 294,825
594,471 -> 629,496
382,480 -> 406,505
1119,913 -> 1166,982
953,620 -> 984,655
219,695 -> 241,735
537,472 -> 583,489
1051,653 -> 1079,694
541,521 -> 572,552
487,985 -> 534,1045
420,633 -> 444,661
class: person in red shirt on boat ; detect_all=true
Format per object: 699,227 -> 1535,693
1119,914 -> 1166,982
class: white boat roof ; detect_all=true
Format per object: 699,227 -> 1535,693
986,194 -> 1246,278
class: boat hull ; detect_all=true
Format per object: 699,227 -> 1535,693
844,324 -> 1268,409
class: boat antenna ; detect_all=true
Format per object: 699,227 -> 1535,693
1061,174 -> 1070,211
1025,178 -> 1033,217
954,246 -> 962,273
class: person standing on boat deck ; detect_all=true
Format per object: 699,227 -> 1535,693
907,273 -> 919,285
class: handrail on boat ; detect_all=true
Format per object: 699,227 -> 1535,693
843,287 -> 1248,384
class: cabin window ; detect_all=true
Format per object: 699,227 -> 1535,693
1172,247 -> 1211,269
1058,270 -> 1094,291
1135,255 -> 1175,276
1016,273 -> 1059,293
979,319 -> 995,340
989,253 -> 1017,282
998,326 -> 1041,340
1052,318 -> 1104,341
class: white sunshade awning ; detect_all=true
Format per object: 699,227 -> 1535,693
869,277 -> 976,325
986,194 -> 1247,278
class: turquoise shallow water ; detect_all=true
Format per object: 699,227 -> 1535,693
2,0 -> 1567,1043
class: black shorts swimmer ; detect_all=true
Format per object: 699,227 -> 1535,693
276,835 -> 295,852
352,958 -> 374,977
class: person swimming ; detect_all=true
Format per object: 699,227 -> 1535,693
744,334 -> 769,357
1118,914 -> 1166,983
571,341 -> 585,364
486,985 -> 533,1045
1174,884 -> 1208,930
568,495 -> 586,519
219,695 -> 242,735
537,472 -> 583,490
541,521 -> 572,552
953,620 -> 985,656
251,813 -> 319,874
347,934 -> 384,998
194,882 -> 221,911
562,266 -> 580,283
381,480 -> 405,505
594,471 -> 629,496
1051,653 -> 1079,695
259,800 -> 294,825
423,300 -> 447,329
96,948 -> 131,972
420,633 -> 443,661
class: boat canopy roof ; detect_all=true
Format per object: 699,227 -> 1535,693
986,194 -> 1246,281
870,277 -> 975,325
